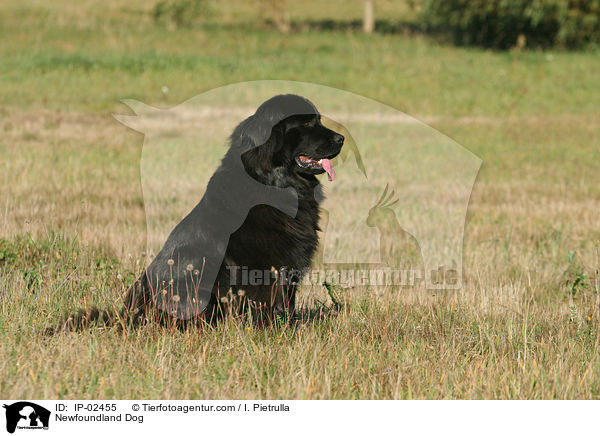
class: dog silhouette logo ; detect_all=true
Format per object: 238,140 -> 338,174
118,81 -> 482,293
3,402 -> 50,433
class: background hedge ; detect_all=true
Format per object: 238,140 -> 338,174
419,0 -> 600,49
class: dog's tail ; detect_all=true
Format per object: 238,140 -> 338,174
44,306 -> 123,335
45,278 -> 148,335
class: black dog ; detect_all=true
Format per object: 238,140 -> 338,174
57,94 -> 343,330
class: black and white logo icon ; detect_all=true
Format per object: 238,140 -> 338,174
3,402 -> 50,434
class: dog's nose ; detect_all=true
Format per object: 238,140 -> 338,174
333,134 -> 344,145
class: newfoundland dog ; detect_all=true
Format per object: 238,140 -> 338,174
56,94 -> 344,331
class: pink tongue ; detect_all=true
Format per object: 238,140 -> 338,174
321,158 -> 335,181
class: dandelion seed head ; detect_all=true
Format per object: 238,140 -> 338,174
167,259 -> 174,266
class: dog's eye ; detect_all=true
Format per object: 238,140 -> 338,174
303,121 -> 311,126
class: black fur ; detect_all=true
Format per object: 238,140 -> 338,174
53,94 -> 343,332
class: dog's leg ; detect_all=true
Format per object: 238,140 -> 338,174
120,275 -> 150,327
273,282 -> 296,324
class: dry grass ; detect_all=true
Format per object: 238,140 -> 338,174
1,0 -> 600,399
1,106 -> 599,399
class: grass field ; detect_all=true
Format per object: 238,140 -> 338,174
1,0 -> 599,399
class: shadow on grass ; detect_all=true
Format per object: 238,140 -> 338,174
286,19 -> 425,35
201,18 -> 443,39
43,291 -> 345,337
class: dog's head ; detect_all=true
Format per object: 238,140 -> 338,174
230,94 -> 344,183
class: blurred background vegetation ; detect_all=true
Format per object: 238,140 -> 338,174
148,0 -> 600,48
1,0 -> 600,399
1,0 -> 599,115
420,0 -> 600,49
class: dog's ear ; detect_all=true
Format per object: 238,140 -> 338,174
242,122 -> 285,171
232,114 -> 277,151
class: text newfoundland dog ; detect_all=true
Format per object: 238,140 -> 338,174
56,94 -> 344,331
